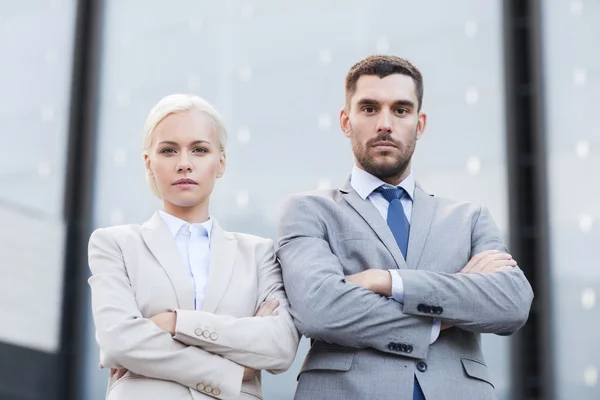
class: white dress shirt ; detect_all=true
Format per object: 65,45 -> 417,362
350,165 -> 441,344
159,210 -> 212,310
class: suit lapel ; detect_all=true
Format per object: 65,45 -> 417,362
141,212 -> 195,310
340,179 -> 407,270
201,220 -> 237,313
406,184 -> 436,270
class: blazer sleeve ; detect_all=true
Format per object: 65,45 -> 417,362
276,195 -> 435,360
397,206 -> 534,335
173,238 -> 301,373
88,228 -> 244,399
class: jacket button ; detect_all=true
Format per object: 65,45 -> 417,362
423,305 -> 431,313
417,304 -> 425,312
388,342 -> 396,351
196,383 -> 205,391
437,306 -> 444,314
194,328 -> 203,337
406,345 -> 413,353
417,361 -> 428,372
210,332 -> 218,341
202,331 -> 210,338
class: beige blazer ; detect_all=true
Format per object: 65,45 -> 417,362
88,212 -> 300,400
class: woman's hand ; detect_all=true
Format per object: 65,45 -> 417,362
150,312 -> 177,335
255,298 -> 279,317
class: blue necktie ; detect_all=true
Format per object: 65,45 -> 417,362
375,186 -> 425,400
375,186 -> 410,258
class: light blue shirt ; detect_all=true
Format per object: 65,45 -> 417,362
350,165 -> 441,344
159,210 -> 213,310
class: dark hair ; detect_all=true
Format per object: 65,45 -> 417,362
345,55 -> 424,111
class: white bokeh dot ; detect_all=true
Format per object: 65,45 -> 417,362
239,66 -> 252,82
579,214 -> 593,232
575,140 -> 590,159
120,33 -> 132,49
113,149 -> 127,165
240,4 -> 254,20
318,114 -> 332,131
237,127 -> 251,144
117,90 -> 130,108
317,178 -> 332,190
45,50 -> 58,65
584,366 -> 598,387
570,0 -> 583,16
187,75 -> 201,91
573,68 -> 587,87
318,49 -> 332,65
464,21 -> 478,38
38,162 -> 51,179
41,106 -> 55,122
376,37 -> 390,53
466,156 -> 481,175
581,288 -> 596,310
188,17 -> 202,31
465,87 -> 479,106
236,191 -> 249,209
110,209 -> 124,225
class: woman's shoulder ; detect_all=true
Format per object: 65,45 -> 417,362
89,223 -> 144,243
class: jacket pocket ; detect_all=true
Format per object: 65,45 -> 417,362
461,358 -> 494,388
297,351 -> 355,380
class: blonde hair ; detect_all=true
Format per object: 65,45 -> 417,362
142,94 -> 228,198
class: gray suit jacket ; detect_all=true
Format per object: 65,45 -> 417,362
277,179 -> 533,400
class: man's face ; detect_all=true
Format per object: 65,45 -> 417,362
340,74 -> 427,183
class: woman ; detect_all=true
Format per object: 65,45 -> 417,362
88,94 -> 300,400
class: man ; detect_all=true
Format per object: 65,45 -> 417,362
277,55 -> 534,400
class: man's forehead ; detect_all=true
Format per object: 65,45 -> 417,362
353,74 -> 417,103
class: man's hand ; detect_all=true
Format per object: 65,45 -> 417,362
243,367 -> 258,380
345,269 -> 392,297
460,250 -> 517,274
255,298 -> 279,317
110,368 -> 128,380
441,322 -> 453,331
150,312 -> 177,336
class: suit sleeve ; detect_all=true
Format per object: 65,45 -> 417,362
88,228 -> 244,399
276,195 -> 434,360
173,238 -> 301,373
398,206 -> 534,335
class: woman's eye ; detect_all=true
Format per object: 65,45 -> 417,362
160,148 -> 175,154
193,148 -> 208,154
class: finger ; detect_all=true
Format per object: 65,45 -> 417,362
116,369 -> 127,380
270,310 -> 279,316
479,258 -> 517,273
470,253 -> 513,273
255,300 -> 279,317
487,260 -> 517,273
109,368 -> 116,377
461,250 -> 498,273
260,300 -> 279,315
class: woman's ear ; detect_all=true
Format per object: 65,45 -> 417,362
217,152 -> 227,178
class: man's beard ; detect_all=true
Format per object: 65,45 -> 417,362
351,128 -> 416,180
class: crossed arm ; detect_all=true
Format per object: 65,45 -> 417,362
277,196 -> 534,358
89,229 -> 299,397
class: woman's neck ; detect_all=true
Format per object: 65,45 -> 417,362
163,202 -> 210,224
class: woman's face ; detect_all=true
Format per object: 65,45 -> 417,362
144,109 -> 225,212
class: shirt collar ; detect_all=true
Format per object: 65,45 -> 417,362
350,164 -> 415,201
158,210 -> 213,241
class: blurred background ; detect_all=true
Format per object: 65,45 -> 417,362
0,0 -> 598,399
